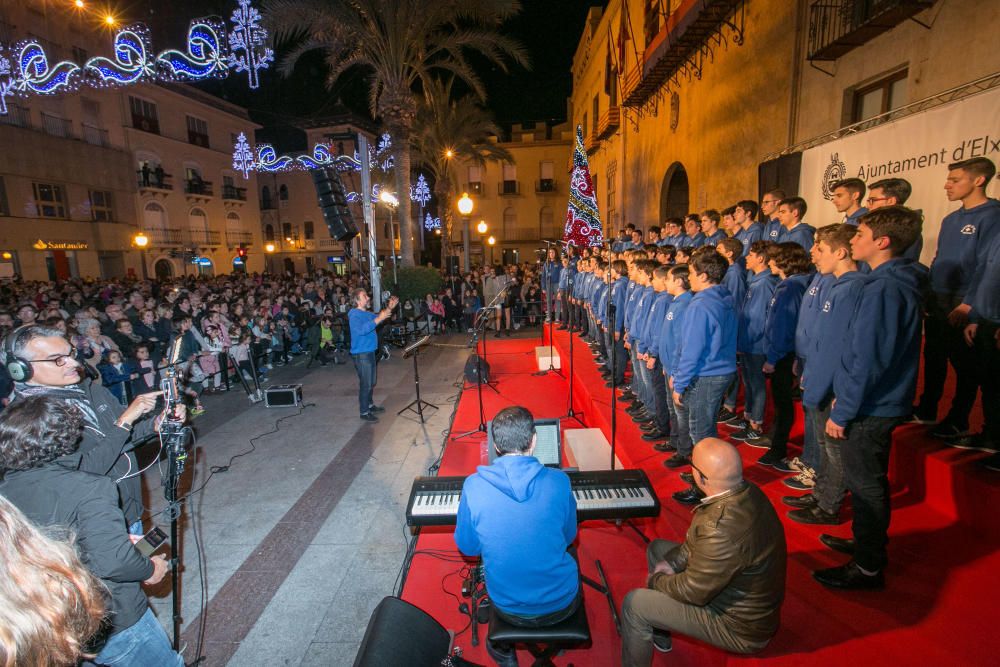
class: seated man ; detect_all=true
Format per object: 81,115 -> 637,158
455,406 -> 579,666
621,438 -> 787,665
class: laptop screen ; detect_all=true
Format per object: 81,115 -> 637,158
487,418 -> 561,467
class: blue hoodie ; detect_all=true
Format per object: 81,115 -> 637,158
764,217 -> 783,242
542,260 -> 562,289
801,271 -> 867,409
929,198 -> 1000,297
672,285 -> 738,393
969,231 -> 1000,325
455,456 -> 578,616
830,258 -> 928,425
629,285 -> 655,345
658,291 -> 693,375
612,276 -> 629,332
737,269 -> 779,355
722,263 -> 748,313
779,222 -> 816,252
794,272 -> 833,362
687,231 -> 707,247
638,291 -> 672,355
764,274 -> 811,366
735,222 -> 764,255
843,206 -> 869,226
703,229 -> 727,247
623,281 -> 641,333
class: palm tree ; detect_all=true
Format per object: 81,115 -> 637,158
411,78 -> 512,267
264,0 -> 528,266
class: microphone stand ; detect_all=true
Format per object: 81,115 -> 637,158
452,298 -> 504,440
561,272 -> 586,427
605,246 -> 619,471
534,252 -> 564,377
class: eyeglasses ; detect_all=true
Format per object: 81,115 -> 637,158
866,197 -> 890,205
690,462 -> 709,483
29,347 -> 78,367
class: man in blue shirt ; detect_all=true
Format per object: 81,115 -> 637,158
636,266 -> 674,441
866,178 -> 923,261
542,247 -> 562,324
830,178 -> 868,226
456,406 -> 579,665
700,210 -> 727,247
733,200 -> 764,256
760,190 -> 785,243
716,237 -> 747,424
963,230 -> 1000,468
657,265 -> 693,459
915,158 -> 999,438
684,214 -> 706,247
661,217 -> 688,247
607,260 -> 630,388
814,206 -> 927,590
348,288 -> 397,422
777,197 -> 816,252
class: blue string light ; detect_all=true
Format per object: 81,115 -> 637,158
227,0 -> 273,90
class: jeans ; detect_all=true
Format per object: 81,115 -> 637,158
841,414 -> 903,572
801,404 -> 819,470
810,403 -> 846,514
91,608 -> 184,666
767,355 -> 795,459
974,322 -> 999,444
649,358 -> 670,434
723,359 -> 741,411
612,335 -> 627,385
742,353 -> 768,425
352,351 -> 377,415
917,292 -> 980,428
676,374 -> 736,451
621,540 -> 768,666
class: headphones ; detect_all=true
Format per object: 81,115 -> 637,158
5,325 -> 34,383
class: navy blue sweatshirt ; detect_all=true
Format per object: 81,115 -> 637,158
658,291 -> 693,375
542,260 -> 562,290
929,198 -> 1000,298
672,285 -> 738,393
764,217 -> 783,242
703,229 -> 727,247
794,272 -> 833,362
722,263 -> 747,314
456,455 -> 578,616
779,222 -> 816,252
969,231 -> 1000,325
831,258 -> 928,425
735,222 -> 764,255
801,271 -> 867,409
638,291 -> 672,355
764,274 -> 811,366
687,231 -> 706,247
612,277 -> 629,332
738,269 -> 779,355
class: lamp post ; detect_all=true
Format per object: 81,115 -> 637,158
457,192 -> 474,272
379,190 -> 400,284
133,232 -> 149,280
487,235 -> 496,265
476,220 -> 489,268
264,241 -> 275,274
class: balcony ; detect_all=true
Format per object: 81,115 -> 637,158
82,124 -> 110,148
222,185 -> 247,202
498,180 -> 520,196
0,105 -> 31,129
535,179 -> 558,194
185,179 -> 214,203
225,230 -> 254,247
41,113 -> 72,139
808,0 -> 936,61
623,0 -> 743,108
131,115 -> 160,135
465,182 -> 485,196
585,132 -> 600,155
596,107 -> 621,140
144,228 -> 185,245
137,170 -> 173,192
260,198 -> 277,210
318,238 -> 340,248
189,229 -> 222,246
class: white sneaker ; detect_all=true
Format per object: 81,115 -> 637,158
788,456 -> 806,473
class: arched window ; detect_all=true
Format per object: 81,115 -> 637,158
503,207 -> 517,237
226,211 -> 241,229
264,224 -> 275,241
188,207 -> 208,232
282,222 -> 292,239
261,186 -> 272,209
143,202 -> 167,231
539,206 -> 554,237
304,220 -> 315,240
279,184 -> 289,201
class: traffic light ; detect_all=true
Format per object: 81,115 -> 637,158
237,245 -> 248,259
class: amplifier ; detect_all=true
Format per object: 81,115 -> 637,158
264,384 -> 303,408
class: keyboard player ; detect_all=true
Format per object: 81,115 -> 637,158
455,406 -> 580,667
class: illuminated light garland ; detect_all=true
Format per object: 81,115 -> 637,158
0,48 -> 13,115
423,212 -> 441,231
232,132 -> 255,179
227,0 -> 273,90
84,24 -> 155,86
255,144 -> 294,173
13,40 -> 80,95
411,173 -> 431,206
156,17 -> 229,81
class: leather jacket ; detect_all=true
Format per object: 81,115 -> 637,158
650,481 -> 787,647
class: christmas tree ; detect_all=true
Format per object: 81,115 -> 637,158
562,126 -> 604,248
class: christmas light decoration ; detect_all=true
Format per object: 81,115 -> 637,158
411,173 -> 431,206
84,24 -> 155,86
423,213 -> 441,231
562,126 -> 604,248
156,18 -> 228,81
12,40 -> 80,95
232,132 -> 255,179
0,48 -> 13,115
255,144 -> 294,173
227,0 -> 273,90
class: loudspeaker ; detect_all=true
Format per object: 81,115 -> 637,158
464,354 -> 490,384
353,597 -> 451,667
311,166 -> 359,241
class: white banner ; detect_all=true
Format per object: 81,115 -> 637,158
799,85 -> 1000,264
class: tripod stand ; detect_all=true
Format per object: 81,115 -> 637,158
398,335 -> 438,423
532,316 -> 563,377
561,275 -> 586,427
453,312 -> 495,439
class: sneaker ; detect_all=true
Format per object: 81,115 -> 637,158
788,457 -> 806,473
652,631 -> 672,653
783,470 -> 816,490
724,417 -> 750,430
190,407 -> 206,416
360,413 -> 379,422
929,422 -> 969,440
775,458 -> 798,473
717,407 -> 737,423
369,405 -> 386,414
731,427 -> 764,443
663,453 -> 691,469
744,435 -> 772,449
757,451 -> 792,470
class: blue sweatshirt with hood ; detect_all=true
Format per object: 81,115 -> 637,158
735,222 -> 764,255
629,285 -> 655,344
794,272 -> 833,362
612,277 -> 629,332
737,269 -> 779,355
455,455 -> 579,616
658,291 -> 693,375
764,217 -> 783,242
638,291 -> 672,355
722,262 -> 748,313
779,223 -> 816,252
703,229 -> 727,247
801,271 -> 867,409
672,285 -> 738,393
968,231 -> 1000,325
830,258 -> 928,425
929,198 -> 1000,298
764,274 -> 811,366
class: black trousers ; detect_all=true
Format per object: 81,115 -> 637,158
975,321 -> 999,443
917,292 -> 980,428
841,414 -> 903,572
650,358 -> 670,434
766,354 -> 796,458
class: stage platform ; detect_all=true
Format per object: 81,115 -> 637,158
399,329 -> 998,666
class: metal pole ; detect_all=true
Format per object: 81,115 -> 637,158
359,134 -> 381,306
462,216 -> 471,272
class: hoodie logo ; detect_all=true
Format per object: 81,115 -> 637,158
822,300 -> 832,313
961,224 -> 977,235
809,285 -> 819,296
667,312 -> 675,321
769,228 -> 780,239
770,297 -> 776,307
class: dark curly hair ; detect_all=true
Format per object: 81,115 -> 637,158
771,243 -> 813,276
0,396 -> 84,477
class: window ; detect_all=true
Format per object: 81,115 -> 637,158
593,94 -> 600,134
539,206 -> 555,236
279,184 -> 289,201
503,207 -> 517,235
188,208 -> 208,232
539,161 -> 555,192
304,221 -> 315,240
0,177 -> 8,216
264,224 -> 275,241
90,190 -> 114,222
852,70 -> 908,123
33,183 -> 66,218
186,115 -> 210,147
502,163 -> 518,194
261,186 -> 272,209
129,96 -> 159,134
144,202 -> 167,231
467,166 -> 483,194
644,0 -> 661,46
282,222 -> 292,239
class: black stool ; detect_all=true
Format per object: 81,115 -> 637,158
487,601 -> 591,667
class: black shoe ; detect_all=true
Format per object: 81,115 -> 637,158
654,441 -> 676,453
732,426 -> 764,442
640,422 -> 659,432
672,487 -> 702,505
642,430 -> 669,441
679,471 -> 694,484
360,413 -> 379,422
929,422 -> 968,440
781,493 -> 817,508
982,452 -> 1000,472
812,560 -> 884,590
664,454 -> 690,469
787,506 -> 841,525
369,405 -> 386,413
757,451 -> 788,469
717,407 -> 737,423
819,533 -> 855,555
652,630 -> 672,653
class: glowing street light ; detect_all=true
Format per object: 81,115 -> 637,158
445,148 -> 455,159
74,0 -> 86,8
457,192 -> 474,216
457,192 -> 475,271
477,219 -> 488,234
379,190 -> 399,208
133,232 -> 149,248
264,242 -> 276,253
104,14 -> 117,26
487,235 -> 496,245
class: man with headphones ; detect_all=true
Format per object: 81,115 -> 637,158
3,325 -> 181,536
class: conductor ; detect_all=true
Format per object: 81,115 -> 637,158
348,287 -> 398,422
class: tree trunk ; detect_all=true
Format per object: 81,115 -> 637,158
394,141 -> 416,267
436,184 -> 454,268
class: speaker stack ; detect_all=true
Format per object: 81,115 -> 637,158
311,167 -> 360,242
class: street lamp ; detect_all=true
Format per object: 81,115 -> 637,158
487,235 -> 496,265
380,190 -> 400,284
457,192 -> 474,272
133,232 -> 149,280
264,241 -> 276,274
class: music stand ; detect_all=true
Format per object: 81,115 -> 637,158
398,335 -> 438,423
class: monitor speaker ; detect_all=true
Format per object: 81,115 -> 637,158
311,166 -> 359,242
353,597 -> 451,667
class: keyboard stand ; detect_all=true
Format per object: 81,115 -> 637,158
580,559 -> 621,637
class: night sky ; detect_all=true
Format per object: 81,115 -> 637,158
128,0 -> 606,134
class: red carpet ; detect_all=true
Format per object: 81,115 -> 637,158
400,330 -> 999,666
